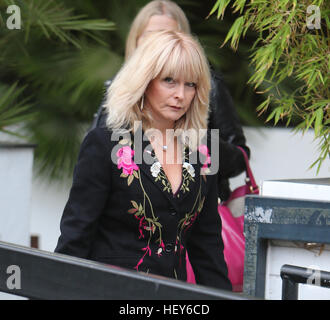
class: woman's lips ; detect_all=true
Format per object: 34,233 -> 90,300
169,106 -> 181,111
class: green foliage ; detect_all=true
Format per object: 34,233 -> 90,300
210,0 -> 330,172
0,82 -> 35,137
178,0 -> 265,126
0,0 -> 120,181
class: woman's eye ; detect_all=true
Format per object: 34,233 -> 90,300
186,82 -> 196,88
164,77 -> 174,84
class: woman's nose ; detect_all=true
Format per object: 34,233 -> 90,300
174,83 -> 185,100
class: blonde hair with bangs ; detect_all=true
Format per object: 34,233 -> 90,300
104,30 -> 211,149
125,0 -> 190,60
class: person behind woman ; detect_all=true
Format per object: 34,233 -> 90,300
91,0 -> 250,202
55,30 -> 232,291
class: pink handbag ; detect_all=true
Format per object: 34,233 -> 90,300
186,146 -> 259,292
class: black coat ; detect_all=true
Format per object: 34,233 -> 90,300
91,70 -> 250,201
55,127 -> 232,291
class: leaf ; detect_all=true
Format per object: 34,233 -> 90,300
145,218 -> 154,224
317,70 -> 324,85
222,16 -> 245,50
127,174 -> 134,186
314,108 -> 323,135
306,113 -> 317,130
308,71 -> 318,88
154,221 -> 162,228
274,107 -> 282,125
119,139 -> 130,145
207,0 -> 221,18
232,0 -> 247,14
265,108 -> 278,123
131,201 -> 138,210
256,96 -> 271,113
133,170 -> 139,179
207,0 -> 231,20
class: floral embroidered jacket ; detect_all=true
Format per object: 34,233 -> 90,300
55,127 -> 231,291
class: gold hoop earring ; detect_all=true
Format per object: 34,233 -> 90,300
140,95 -> 144,111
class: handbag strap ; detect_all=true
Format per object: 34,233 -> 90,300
237,146 -> 259,194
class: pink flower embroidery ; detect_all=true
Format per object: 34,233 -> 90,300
134,215 -> 147,239
116,146 -> 139,175
198,144 -> 211,169
156,241 -> 165,257
134,245 -> 151,271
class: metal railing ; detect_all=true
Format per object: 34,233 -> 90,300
0,241 -> 254,300
280,264 -> 330,300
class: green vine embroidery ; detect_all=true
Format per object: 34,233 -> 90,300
179,164 -> 195,194
175,176 -> 205,260
127,170 -> 165,270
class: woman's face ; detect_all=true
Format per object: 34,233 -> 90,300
144,76 -> 196,128
137,14 -> 178,47
139,14 -> 194,128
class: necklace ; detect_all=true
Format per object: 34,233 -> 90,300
150,135 -> 185,165
153,138 -> 170,152
150,135 -> 174,152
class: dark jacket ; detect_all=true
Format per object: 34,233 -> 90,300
91,71 -> 250,201
55,127 -> 231,291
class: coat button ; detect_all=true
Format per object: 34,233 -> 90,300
169,207 -> 177,216
165,243 -> 173,253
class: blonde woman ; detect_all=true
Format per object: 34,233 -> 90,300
91,0 -> 250,203
55,31 -> 232,291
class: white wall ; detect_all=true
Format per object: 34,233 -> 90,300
30,177 -> 71,253
0,145 -> 34,300
230,127 -> 330,190
0,147 -> 34,246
